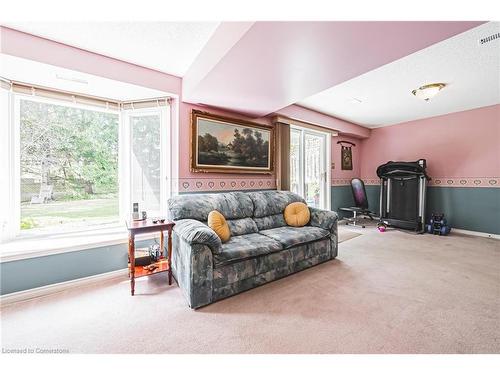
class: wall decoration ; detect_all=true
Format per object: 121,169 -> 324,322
191,110 -> 274,174
336,177 -> 500,188
337,140 -> 355,170
177,177 -> 276,192
427,177 -> 500,188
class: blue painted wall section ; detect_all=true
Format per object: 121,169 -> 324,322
0,239 -> 152,295
426,187 -> 500,234
331,184 -> 499,234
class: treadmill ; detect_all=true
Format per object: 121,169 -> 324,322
376,159 -> 430,233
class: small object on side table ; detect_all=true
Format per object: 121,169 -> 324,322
134,249 -> 152,266
132,202 -> 140,221
126,219 -> 175,296
152,217 -> 166,224
143,264 -> 158,272
149,242 -> 161,262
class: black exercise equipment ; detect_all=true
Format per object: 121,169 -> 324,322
426,213 -> 451,235
339,178 -> 377,228
377,159 -> 430,233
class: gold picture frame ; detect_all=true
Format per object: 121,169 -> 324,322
190,110 -> 275,174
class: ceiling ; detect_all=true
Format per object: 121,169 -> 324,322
1,22 -> 220,77
298,21 -> 500,127
2,21 -> 498,129
0,54 -> 169,101
181,21 -> 484,118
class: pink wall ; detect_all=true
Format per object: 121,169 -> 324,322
360,104 -> 500,188
331,136 -> 361,186
177,104 -> 372,193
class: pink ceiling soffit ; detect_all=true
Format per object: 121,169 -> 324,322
276,105 -> 371,138
182,22 -> 254,100
0,26 -> 182,94
182,21 -> 485,118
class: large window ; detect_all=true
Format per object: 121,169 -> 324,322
0,89 -> 170,242
19,98 -> 120,234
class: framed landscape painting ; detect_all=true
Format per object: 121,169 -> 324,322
191,110 -> 274,174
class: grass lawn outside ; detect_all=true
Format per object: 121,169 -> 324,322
21,198 -> 119,234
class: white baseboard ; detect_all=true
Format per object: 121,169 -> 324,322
452,228 -> 500,240
0,268 -> 128,307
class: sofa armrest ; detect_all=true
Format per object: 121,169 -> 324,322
309,207 -> 338,233
172,219 -> 218,309
171,236 -> 214,309
309,207 -> 338,259
173,219 -> 222,254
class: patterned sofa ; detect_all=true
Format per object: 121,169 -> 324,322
167,190 -> 338,309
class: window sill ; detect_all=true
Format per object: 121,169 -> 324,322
0,226 -> 159,263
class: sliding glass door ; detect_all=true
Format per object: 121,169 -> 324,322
290,126 -> 330,209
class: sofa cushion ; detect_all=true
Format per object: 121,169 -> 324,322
248,190 -> 305,218
227,217 -> 259,236
259,226 -> 330,249
213,238 -> 332,289
168,192 -> 254,221
253,213 -> 287,231
208,210 -> 231,243
284,202 -> 310,227
214,233 -> 283,267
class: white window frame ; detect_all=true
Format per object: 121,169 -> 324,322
2,93 -> 171,244
290,125 -> 331,210
121,106 -> 170,221
0,87 -> 16,242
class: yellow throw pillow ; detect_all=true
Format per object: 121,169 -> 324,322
208,210 -> 231,243
284,202 -> 310,227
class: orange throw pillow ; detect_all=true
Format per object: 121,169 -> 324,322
284,202 -> 310,227
208,210 -> 231,242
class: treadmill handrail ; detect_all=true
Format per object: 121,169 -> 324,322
385,176 -> 419,181
382,169 -> 421,176
378,168 -> 431,180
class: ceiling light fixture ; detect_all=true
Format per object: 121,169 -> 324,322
412,83 -> 446,101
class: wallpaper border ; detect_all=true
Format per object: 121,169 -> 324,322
332,177 -> 500,188
176,177 -> 277,192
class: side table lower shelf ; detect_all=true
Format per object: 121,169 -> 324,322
129,259 -> 170,278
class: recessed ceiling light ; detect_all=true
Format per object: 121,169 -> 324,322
56,74 -> 88,84
412,83 -> 446,101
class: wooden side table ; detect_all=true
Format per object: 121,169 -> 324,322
126,219 -> 175,296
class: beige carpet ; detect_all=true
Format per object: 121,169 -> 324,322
338,226 -> 363,243
1,230 -> 499,354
